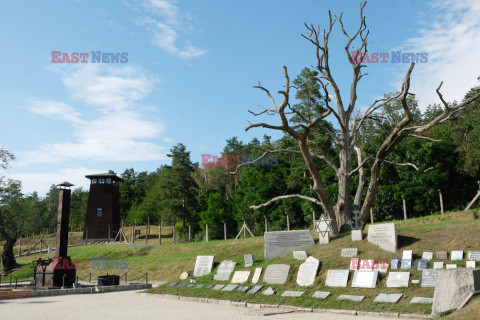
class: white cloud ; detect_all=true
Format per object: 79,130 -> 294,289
27,98 -> 83,124
397,0 -> 480,110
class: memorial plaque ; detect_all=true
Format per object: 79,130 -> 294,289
312,291 -> 331,299
446,264 -> 457,269
247,285 -> 264,294
352,270 -> 379,288
167,282 -> 178,287
263,264 -> 290,284
421,269 -> 437,287
187,284 -> 195,287
411,279 -> 420,284
403,250 -> 413,260
221,284 -> 238,292
338,294 -> 365,302
391,258 -> 400,270
422,252 -> 434,260
373,293 -> 403,303
262,287 -> 275,295
231,271 -> 250,283
264,230 -> 314,259
193,255 -> 215,277
351,230 -> 363,241
367,223 -> 397,252
401,259 -> 412,270
433,262 -> 444,269
176,282 -> 187,288
296,256 -> 319,287
467,261 -> 476,268
374,262 -> 389,273
451,251 -> 464,261
386,272 -> 410,287
436,251 -> 448,260
350,257 -> 360,270
416,259 -> 428,270
236,285 -> 249,292
293,251 -> 308,260
194,284 -> 205,289
359,259 -> 374,270
410,297 -> 434,304
212,284 -> 224,290
341,248 -> 358,258
281,291 -> 304,297
244,254 -> 255,267
213,260 -> 236,281
251,267 -> 262,284
325,270 -> 349,287
467,251 -> 480,261
205,284 -> 214,289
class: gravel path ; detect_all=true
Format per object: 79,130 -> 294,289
0,290 -> 418,320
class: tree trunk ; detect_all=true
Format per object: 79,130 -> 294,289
2,237 -> 19,272
335,145 -> 353,232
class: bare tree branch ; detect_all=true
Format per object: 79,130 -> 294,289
250,194 -> 323,210
384,160 -> 433,173
407,134 -> 442,142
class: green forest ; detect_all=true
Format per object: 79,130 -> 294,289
1,69 -> 480,243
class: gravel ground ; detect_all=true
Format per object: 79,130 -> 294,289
0,290 -> 417,320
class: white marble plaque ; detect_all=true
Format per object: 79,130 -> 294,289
325,269 -> 349,287
422,252 -> 434,260
193,255 -> 214,277
367,223 -> 397,252
231,271 -> 250,283
352,270 -> 378,288
293,251 -> 307,260
281,290 -> 304,297
374,293 -> 403,303
467,261 -> 476,268
451,251 -> 464,261
296,256 -> 319,286
264,230 -> 314,259
403,250 -> 413,260
386,272 -> 410,287
341,248 -> 358,257
446,264 -> 457,269
312,291 -> 331,299
251,267 -> 262,284
433,262 -> 444,269
263,264 -> 290,284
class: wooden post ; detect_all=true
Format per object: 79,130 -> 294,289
40,235 -> 43,253
243,220 -> 246,238
402,196 -> 407,220
465,181 -> 480,211
223,221 -> 227,241
85,227 -> 88,245
370,207 -> 374,224
159,222 -> 162,245
285,213 -> 290,231
205,223 -> 209,242
312,210 -> 316,230
147,216 -> 150,244
108,224 -> 111,243
18,238 -> 21,256
133,219 -> 136,244
188,224 -> 191,243
172,223 -> 176,245
264,215 -> 268,232
438,189 -> 444,214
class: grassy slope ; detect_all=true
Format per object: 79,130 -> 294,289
5,210 -> 480,315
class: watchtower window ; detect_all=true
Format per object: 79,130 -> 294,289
97,208 -> 103,217
92,178 -> 98,184
106,178 -> 112,184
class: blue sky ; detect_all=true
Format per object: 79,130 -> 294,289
1,0 -> 479,194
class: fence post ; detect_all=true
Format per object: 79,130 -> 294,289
285,213 -> 290,231
264,215 -> 268,232
205,223 -> 209,242
18,237 -> 21,256
173,223 -> 176,245
147,216 -> 150,245
370,207 -> 374,224
223,221 -> 227,241
243,220 -> 246,238
159,223 -> 162,245
402,195 -> 408,220
108,224 -> 111,243
438,189 -> 444,214
40,235 -> 43,253
188,224 -> 191,243
312,210 -> 316,230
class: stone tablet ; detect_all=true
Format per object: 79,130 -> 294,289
264,230 -> 314,259
403,250 -> 413,260
367,223 -> 397,252
205,284 -> 214,289
281,291 -> 304,297
251,268 -> 262,284
338,294 -> 365,302
296,256 -> 319,287
244,254 -> 255,267
433,262 -> 444,269
436,251 -> 448,260
341,248 -> 358,258
446,264 -> 457,269
432,269 -> 480,316
410,297 -> 434,304
213,260 -> 236,281
359,259 -> 374,270
194,284 -> 205,289
421,269 -> 437,287
231,271 -> 250,283
293,251 -> 308,260
352,270 -> 378,288
176,282 -> 187,287
391,258 -> 400,270
236,285 -> 249,292
247,285 -> 263,294
401,259 -> 412,269
221,284 -> 238,292
411,280 -> 420,284
451,251 -> 464,261
167,282 -> 178,287
467,251 -> 480,261
263,264 -> 290,284
467,261 -> 476,268
416,259 -> 428,270
351,230 -> 363,241
350,257 -> 360,270
312,291 -> 331,299
187,284 -> 195,287
386,272 -> 410,287
193,255 -> 214,277
422,252 -> 434,260
212,284 -> 224,290
325,270 -> 349,287
319,233 -> 330,244
262,287 -> 274,296
374,293 -> 403,303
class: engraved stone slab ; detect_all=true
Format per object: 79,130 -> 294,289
386,272 -> 410,287
187,284 -> 195,287
467,261 -> 476,268
262,287 -> 275,296
352,270 -> 379,288
374,293 -> 403,303
236,285 -> 249,292
213,260 -> 236,281
374,262 -> 389,273
410,297 -> 434,304
167,282 -> 178,287
193,255 -> 215,277
446,264 -> 457,269
212,284 -> 224,290
411,280 -> 420,284
251,267 -> 262,284
391,258 -> 400,270
281,291 -> 304,297
194,284 -> 205,289
422,252 -> 434,260
367,223 -> 397,252
467,251 -> 480,261
263,264 -> 290,284
264,230 -> 314,259
451,251 -> 464,261
359,259 -> 374,270
350,257 -> 360,270
176,282 -> 187,288
416,259 -> 428,270
401,259 -> 412,269
319,233 -> 330,244
436,251 -> 448,260
433,262 -> 444,269
325,270 -> 349,287
338,294 -> 365,302
351,230 -> 363,241
312,291 -> 331,299
296,256 -> 319,286
421,269 -> 437,287
205,284 -> 214,289
221,284 -> 238,292
341,248 -> 358,257
244,254 -> 255,267
373,293 -> 403,303
247,285 -> 263,294
231,271 -> 251,283
403,250 -> 413,260
293,251 -> 308,260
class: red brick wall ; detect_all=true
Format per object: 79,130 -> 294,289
0,289 -> 32,299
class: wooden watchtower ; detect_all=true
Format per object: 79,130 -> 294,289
83,173 -> 123,240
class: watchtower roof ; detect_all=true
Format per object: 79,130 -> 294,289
85,173 -> 123,181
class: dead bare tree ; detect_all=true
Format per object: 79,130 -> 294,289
242,2 -> 480,233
